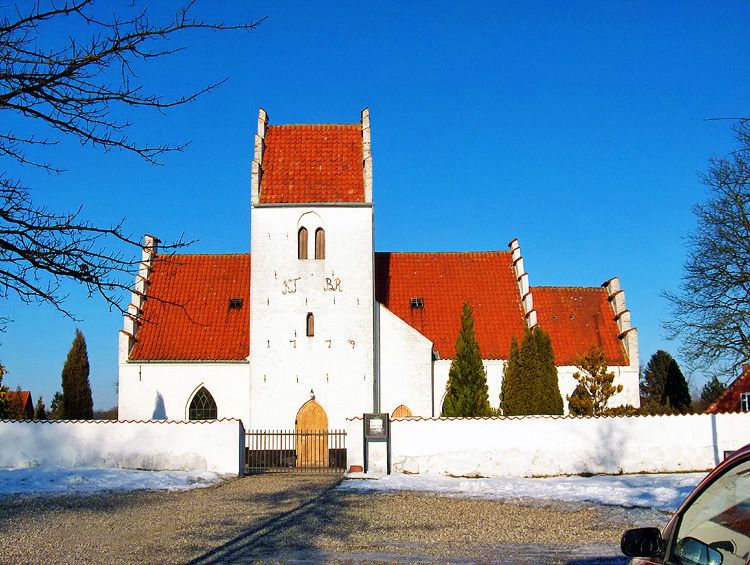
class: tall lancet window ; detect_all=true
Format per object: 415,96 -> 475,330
189,387 -> 217,420
298,227 -> 308,260
315,228 -> 325,259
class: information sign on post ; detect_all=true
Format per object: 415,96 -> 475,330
363,413 -> 391,474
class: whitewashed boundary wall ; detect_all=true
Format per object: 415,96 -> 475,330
346,413 -> 750,477
0,419 -> 245,475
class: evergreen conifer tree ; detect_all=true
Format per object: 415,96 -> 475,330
34,397 -> 47,420
568,383 -> 594,416
441,304 -> 491,417
0,362 -> 8,418
569,347 -> 623,415
501,336 -> 524,416
662,358 -> 692,413
49,392 -> 64,420
641,350 -> 674,410
533,328 -> 563,415
700,376 -> 727,407
61,330 -> 94,419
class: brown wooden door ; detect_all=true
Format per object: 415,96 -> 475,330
392,404 -> 413,418
295,400 -> 328,468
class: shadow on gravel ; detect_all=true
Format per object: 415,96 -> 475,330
188,479 -> 364,564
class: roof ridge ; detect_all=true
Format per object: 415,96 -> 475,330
156,252 -> 250,258
376,250 -> 511,255
533,285 -> 605,291
268,123 -> 360,128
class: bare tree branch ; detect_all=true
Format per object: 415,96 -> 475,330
664,121 -> 750,377
0,1 -> 263,321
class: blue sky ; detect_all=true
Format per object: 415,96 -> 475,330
1,1 -> 748,409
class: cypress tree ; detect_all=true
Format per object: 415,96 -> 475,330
501,336 -> 523,415
662,358 -> 691,413
534,328 -> 563,415
441,303 -> 491,417
34,397 -> 48,420
61,329 -> 94,419
49,391 -> 64,420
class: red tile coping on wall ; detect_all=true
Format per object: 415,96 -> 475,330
532,286 -> 628,366
375,251 -> 526,360
129,254 -> 250,361
259,124 -> 365,204
706,365 -> 750,414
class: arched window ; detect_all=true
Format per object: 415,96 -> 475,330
315,228 -> 325,259
306,312 -> 314,336
188,387 -> 217,420
298,227 -> 308,260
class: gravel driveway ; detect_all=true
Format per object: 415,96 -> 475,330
0,474 -> 667,564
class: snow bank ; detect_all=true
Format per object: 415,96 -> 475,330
0,419 -> 244,475
0,466 -> 224,496
338,472 -> 705,511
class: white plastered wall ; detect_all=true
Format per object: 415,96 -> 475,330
0,419 -> 245,475
433,359 -> 506,415
249,205 -> 375,430
378,304 -> 433,417
118,362 -> 251,429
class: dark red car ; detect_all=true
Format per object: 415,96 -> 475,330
621,443 -> 750,564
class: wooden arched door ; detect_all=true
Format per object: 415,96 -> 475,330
295,399 -> 328,468
392,404 -> 413,418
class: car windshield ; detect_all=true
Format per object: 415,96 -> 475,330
672,458 -> 750,565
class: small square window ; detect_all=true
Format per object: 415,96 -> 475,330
410,297 -> 424,308
229,298 -> 243,309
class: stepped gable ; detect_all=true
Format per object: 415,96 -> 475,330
129,254 -> 250,361
532,286 -> 627,365
259,124 -> 365,204
374,251 -> 525,359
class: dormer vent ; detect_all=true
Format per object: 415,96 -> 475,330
410,297 -> 424,309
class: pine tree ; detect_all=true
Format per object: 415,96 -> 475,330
568,347 -> 623,415
641,350 -> 674,410
662,358 -> 691,413
61,330 -> 94,419
34,397 -> 47,420
441,304 -> 492,417
568,383 -> 594,416
49,392 -> 64,420
700,376 -> 727,406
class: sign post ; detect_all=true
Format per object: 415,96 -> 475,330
363,413 -> 390,474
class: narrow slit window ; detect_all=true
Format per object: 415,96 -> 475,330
298,227 -> 308,260
306,312 -> 314,336
315,228 -> 325,259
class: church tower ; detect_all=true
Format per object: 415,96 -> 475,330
248,109 -> 376,429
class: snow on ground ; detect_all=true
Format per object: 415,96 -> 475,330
338,472 -> 707,511
0,466 -> 224,497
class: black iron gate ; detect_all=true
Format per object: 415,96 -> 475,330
245,429 -> 347,474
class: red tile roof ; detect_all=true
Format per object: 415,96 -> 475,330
5,390 -> 34,418
375,251 -> 525,359
532,286 -> 627,365
706,365 -> 750,414
129,254 -> 250,361
259,124 -> 365,204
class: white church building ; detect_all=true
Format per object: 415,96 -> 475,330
118,108 -> 640,431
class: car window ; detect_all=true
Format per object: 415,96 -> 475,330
671,459 -> 750,565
